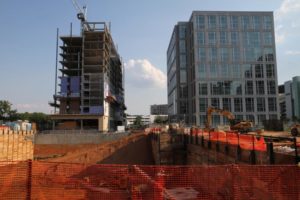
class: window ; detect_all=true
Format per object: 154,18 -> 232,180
198,48 -> 206,62
211,98 -> 220,108
219,16 -> 228,29
179,40 -> 186,53
198,64 -> 206,78
258,115 -> 266,125
208,48 -> 217,62
224,81 -> 231,95
211,82 -> 223,95
252,16 -> 261,30
221,64 -> 229,78
179,26 -> 186,39
197,32 -> 205,45
255,64 -> 264,78
245,81 -> 253,95
179,85 -> 188,98
231,81 -> 242,95
231,65 -> 241,78
269,114 -> 278,120
268,97 -> 277,112
266,64 -> 275,78
230,16 -> 239,29
264,48 -> 274,62
256,80 -> 265,95
196,15 -> 205,29
263,16 -> 272,30
244,64 -> 252,78
267,80 -> 276,94
242,16 -> 251,29
234,98 -> 243,112
208,32 -> 216,45
208,15 -> 217,29
180,55 -> 186,68
246,98 -> 254,112
200,115 -> 206,126
199,83 -> 208,95
180,70 -> 187,83
199,98 -> 208,112
220,48 -> 229,62
257,98 -> 266,112
231,32 -> 239,45
222,98 -> 231,111
246,115 -> 255,122
219,32 -> 227,44
263,32 -> 273,45
244,48 -> 262,62
232,48 -> 240,62
243,32 -> 260,47
210,64 -> 218,78
180,101 -> 188,114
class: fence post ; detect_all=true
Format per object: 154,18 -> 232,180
201,130 -> 204,147
208,131 -> 211,149
27,159 -> 32,200
293,137 -> 299,164
250,135 -> 256,164
195,129 -> 199,145
216,132 -> 220,152
267,142 -> 274,164
237,134 -> 241,162
225,132 -> 229,155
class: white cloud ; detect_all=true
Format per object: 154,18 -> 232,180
285,50 -> 300,55
124,59 -> 167,89
275,0 -> 300,44
275,0 -> 300,19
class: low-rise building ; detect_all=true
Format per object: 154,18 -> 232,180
150,104 -> 168,115
278,76 -> 300,120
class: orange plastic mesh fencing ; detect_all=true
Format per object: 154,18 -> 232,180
0,160 -> 300,199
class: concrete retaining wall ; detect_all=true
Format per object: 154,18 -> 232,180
34,132 -> 130,145
0,130 -> 34,162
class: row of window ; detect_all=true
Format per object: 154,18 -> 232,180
198,47 -> 274,62
196,15 -> 272,30
198,64 -> 275,79
199,80 -> 276,96
199,97 -> 277,113
197,31 -> 273,46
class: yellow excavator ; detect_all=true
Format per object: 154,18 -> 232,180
205,106 -> 253,133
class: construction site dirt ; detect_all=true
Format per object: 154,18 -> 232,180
34,132 -> 155,165
1,130 -> 300,199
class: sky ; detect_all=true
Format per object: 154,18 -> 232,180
0,0 -> 299,115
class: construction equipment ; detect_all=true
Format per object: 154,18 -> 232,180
205,106 -> 253,133
71,0 -> 91,30
291,124 -> 300,136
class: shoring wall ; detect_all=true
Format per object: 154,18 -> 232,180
150,129 -> 299,165
0,130 -> 34,163
0,160 -> 299,199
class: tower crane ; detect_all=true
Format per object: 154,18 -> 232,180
70,0 -> 90,31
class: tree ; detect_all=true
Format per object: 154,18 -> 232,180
133,116 -> 142,128
154,116 -> 168,124
0,100 -> 17,121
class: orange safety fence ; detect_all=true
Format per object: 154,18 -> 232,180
185,130 -> 268,152
0,160 -> 299,199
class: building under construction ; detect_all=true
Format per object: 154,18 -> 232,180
50,21 -> 125,131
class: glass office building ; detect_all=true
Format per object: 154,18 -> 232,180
167,11 -> 279,127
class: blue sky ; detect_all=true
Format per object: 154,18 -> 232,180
0,0 -> 299,115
